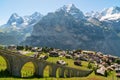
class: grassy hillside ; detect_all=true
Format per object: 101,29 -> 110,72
0,55 -> 119,80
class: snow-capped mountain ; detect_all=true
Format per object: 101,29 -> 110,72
0,12 -> 43,34
7,13 -> 24,26
101,6 -> 120,15
56,4 -> 85,19
1,4 -> 120,56
23,12 -> 42,25
100,6 -> 120,21
85,6 -> 120,21
0,12 -> 43,45
5,12 -> 43,30
85,11 -> 101,19
22,4 -> 120,56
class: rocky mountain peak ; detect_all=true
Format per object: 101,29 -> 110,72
30,12 -> 42,18
100,6 -> 120,21
7,13 -> 24,25
62,4 -> 77,12
10,13 -> 20,19
101,6 -> 120,16
56,4 -> 85,19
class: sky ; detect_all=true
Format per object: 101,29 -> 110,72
0,0 -> 120,25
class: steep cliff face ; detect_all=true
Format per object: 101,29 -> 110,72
23,9 -> 120,56
1,4 -> 120,56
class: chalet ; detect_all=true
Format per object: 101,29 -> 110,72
115,65 -> 120,77
49,51 -> 59,57
74,60 -> 82,66
82,50 -> 96,54
56,60 -> 68,66
96,65 -> 107,76
31,47 -> 38,52
38,55 -> 48,60
65,54 -> 72,59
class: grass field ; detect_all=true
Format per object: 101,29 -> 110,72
0,55 -> 120,80
47,57 -> 90,70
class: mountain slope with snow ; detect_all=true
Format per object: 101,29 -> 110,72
23,4 -> 120,56
57,4 -> 85,20
0,12 -> 43,45
85,6 -> 120,21
1,4 -> 120,56
99,7 -> 120,21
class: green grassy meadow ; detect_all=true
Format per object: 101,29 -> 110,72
0,55 -> 120,80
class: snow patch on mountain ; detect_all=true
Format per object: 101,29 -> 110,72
85,6 -> 120,21
7,13 -> 24,26
100,7 -> 120,21
1,12 -> 43,30
100,13 -> 120,21
56,4 -> 85,19
0,12 -> 43,44
85,11 -> 101,18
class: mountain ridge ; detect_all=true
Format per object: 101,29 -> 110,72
23,4 -> 120,56
1,4 -> 120,56
0,12 -> 43,45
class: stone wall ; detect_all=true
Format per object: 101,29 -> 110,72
0,49 -> 92,78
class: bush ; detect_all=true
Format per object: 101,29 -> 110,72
25,45 -> 32,51
0,45 -> 4,49
115,58 -> 120,64
0,69 -> 11,77
17,46 -> 24,50
74,60 -> 82,66
87,62 -> 92,69
104,70 -> 108,77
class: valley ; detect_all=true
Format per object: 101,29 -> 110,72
1,1 -> 120,80
1,4 -> 120,56
0,46 -> 120,80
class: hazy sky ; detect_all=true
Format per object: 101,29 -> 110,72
0,0 -> 120,25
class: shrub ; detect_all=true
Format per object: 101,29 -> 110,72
17,46 -> 24,50
87,62 -> 92,69
115,58 -> 120,64
0,45 -> 4,49
104,70 -> 108,77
